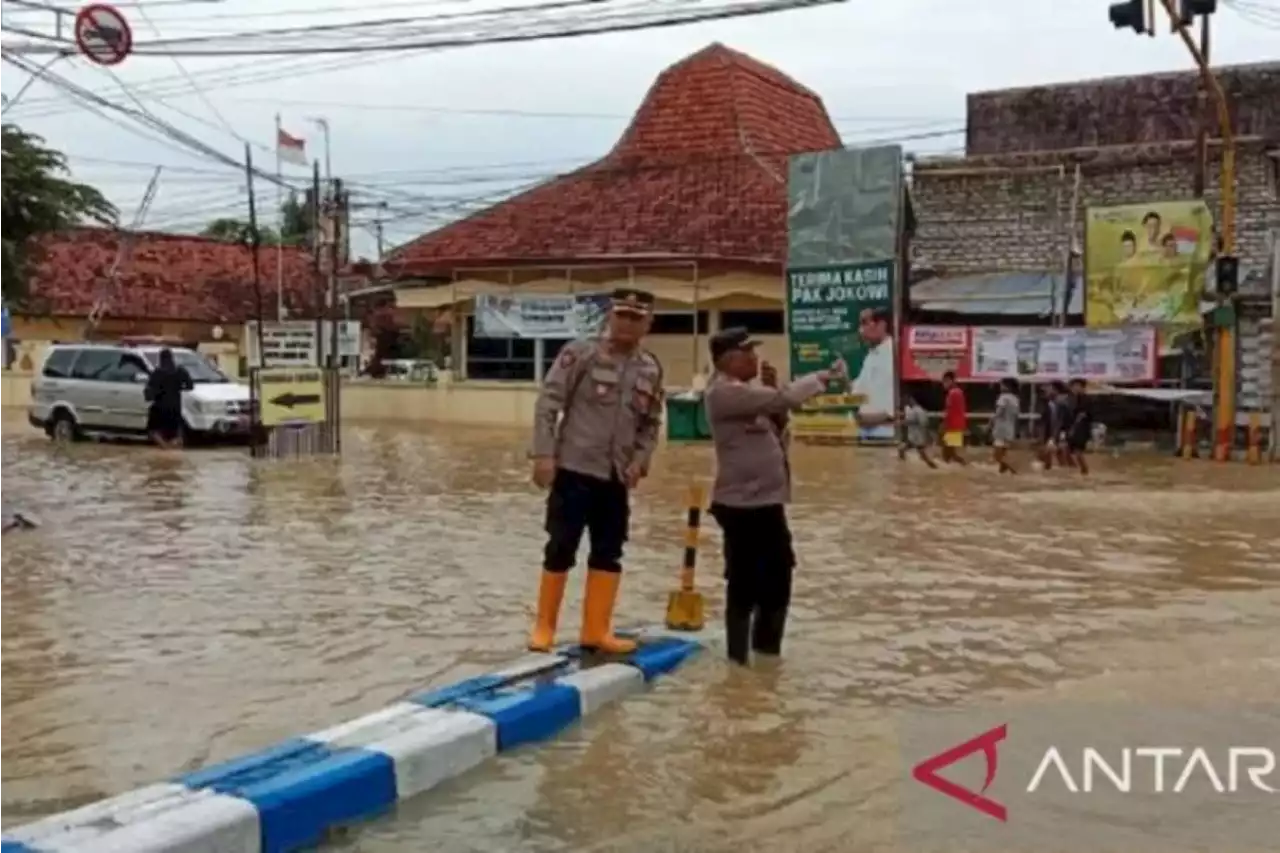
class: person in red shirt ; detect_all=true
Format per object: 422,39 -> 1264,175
940,371 -> 969,466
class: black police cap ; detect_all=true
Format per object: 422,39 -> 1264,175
609,288 -> 655,314
709,326 -> 760,361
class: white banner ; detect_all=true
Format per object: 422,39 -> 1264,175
970,327 -> 1158,383
245,320 -> 361,368
474,294 -> 610,339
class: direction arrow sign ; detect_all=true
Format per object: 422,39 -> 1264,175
74,4 -> 133,67
257,368 -> 326,427
270,392 -> 322,409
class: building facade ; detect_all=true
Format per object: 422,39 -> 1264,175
387,42 -> 842,386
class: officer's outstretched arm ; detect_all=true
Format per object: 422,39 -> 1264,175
531,341 -> 585,458
708,372 -> 828,420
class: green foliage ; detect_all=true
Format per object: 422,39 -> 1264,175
2,123 -> 117,303
199,191 -> 311,247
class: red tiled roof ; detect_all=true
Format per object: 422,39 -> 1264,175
25,227 -> 320,322
390,43 -> 841,272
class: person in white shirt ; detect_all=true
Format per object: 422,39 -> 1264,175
851,307 -> 896,440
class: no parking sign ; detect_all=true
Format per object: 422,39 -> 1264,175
74,3 -> 133,67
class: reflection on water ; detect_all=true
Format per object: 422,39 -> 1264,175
3,414 -> 1279,849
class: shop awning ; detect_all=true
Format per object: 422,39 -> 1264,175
911,271 -> 1083,317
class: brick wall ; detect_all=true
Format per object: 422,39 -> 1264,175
910,62 -> 1280,280
910,140 -> 1279,276
967,62 -> 1280,155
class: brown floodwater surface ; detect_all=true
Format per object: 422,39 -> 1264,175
3,413 -> 1279,851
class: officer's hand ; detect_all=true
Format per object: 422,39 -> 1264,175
760,361 -> 778,388
829,357 -> 848,380
531,457 -> 556,489
623,462 -> 645,489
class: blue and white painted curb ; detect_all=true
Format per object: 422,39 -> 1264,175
2,632 -> 701,853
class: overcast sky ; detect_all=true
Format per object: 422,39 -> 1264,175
2,0 -> 1278,258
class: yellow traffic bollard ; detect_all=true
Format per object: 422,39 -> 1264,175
665,483 -> 706,632
1246,412 -> 1262,465
1180,410 -> 1196,460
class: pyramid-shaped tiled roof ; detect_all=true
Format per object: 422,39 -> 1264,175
390,44 -> 840,272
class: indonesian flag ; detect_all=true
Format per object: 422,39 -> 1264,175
276,127 -> 307,166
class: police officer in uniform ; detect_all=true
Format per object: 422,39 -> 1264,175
704,328 -> 845,665
527,288 -> 665,655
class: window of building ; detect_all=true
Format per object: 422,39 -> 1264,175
42,348 -> 79,378
649,311 -> 709,335
464,315 -> 552,381
719,309 -> 785,335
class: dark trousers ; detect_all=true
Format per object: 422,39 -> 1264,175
709,503 -> 796,664
543,468 -> 629,573
146,403 -> 183,441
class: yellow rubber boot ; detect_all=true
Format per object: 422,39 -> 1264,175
580,569 -> 637,655
528,570 -> 568,653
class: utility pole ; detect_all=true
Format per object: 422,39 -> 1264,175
311,160 -> 324,369
244,144 -> 265,372
328,178 -> 343,371
1192,13 -> 1211,197
375,201 -> 388,264
1109,0 -> 1238,461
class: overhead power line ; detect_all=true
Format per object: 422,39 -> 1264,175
3,0 -> 848,57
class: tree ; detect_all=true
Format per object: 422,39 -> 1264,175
2,123 -> 117,303
200,191 -> 311,247
201,217 -> 279,245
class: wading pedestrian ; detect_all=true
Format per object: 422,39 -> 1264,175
898,395 -> 938,468
527,289 -> 665,655
704,327 -> 846,665
145,348 -> 193,449
991,377 -> 1020,474
1064,377 -> 1093,475
940,371 -> 969,465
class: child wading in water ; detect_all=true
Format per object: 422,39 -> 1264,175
898,396 -> 939,468
990,378 -> 1020,474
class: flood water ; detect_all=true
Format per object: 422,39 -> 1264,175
3,413 -> 1279,851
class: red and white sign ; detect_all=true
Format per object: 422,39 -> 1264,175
902,325 -> 1159,384
901,325 -> 973,381
74,4 -> 133,67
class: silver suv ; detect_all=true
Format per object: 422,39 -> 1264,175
28,344 -> 253,443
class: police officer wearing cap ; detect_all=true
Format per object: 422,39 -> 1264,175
527,288 -> 665,655
704,327 -> 846,665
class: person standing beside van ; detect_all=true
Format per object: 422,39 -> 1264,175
704,327 -> 846,665
145,348 -> 193,449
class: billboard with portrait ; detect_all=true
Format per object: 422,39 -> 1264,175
1084,200 -> 1213,328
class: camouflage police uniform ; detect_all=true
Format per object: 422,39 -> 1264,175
527,289 -> 665,654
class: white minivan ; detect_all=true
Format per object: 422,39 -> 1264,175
28,343 -> 253,444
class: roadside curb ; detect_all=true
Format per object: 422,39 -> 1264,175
2,633 -> 702,853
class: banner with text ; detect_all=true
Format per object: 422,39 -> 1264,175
900,326 -> 1158,384
900,326 -> 973,382
786,261 -> 896,441
474,293 -> 610,339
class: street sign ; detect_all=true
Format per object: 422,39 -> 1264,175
258,368 -> 326,427
245,320 -> 361,368
74,4 -> 133,67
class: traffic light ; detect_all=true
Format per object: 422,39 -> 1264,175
1109,0 -> 1145,33
1215,254 -> 1239,296
1175,0 -> 1218,28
